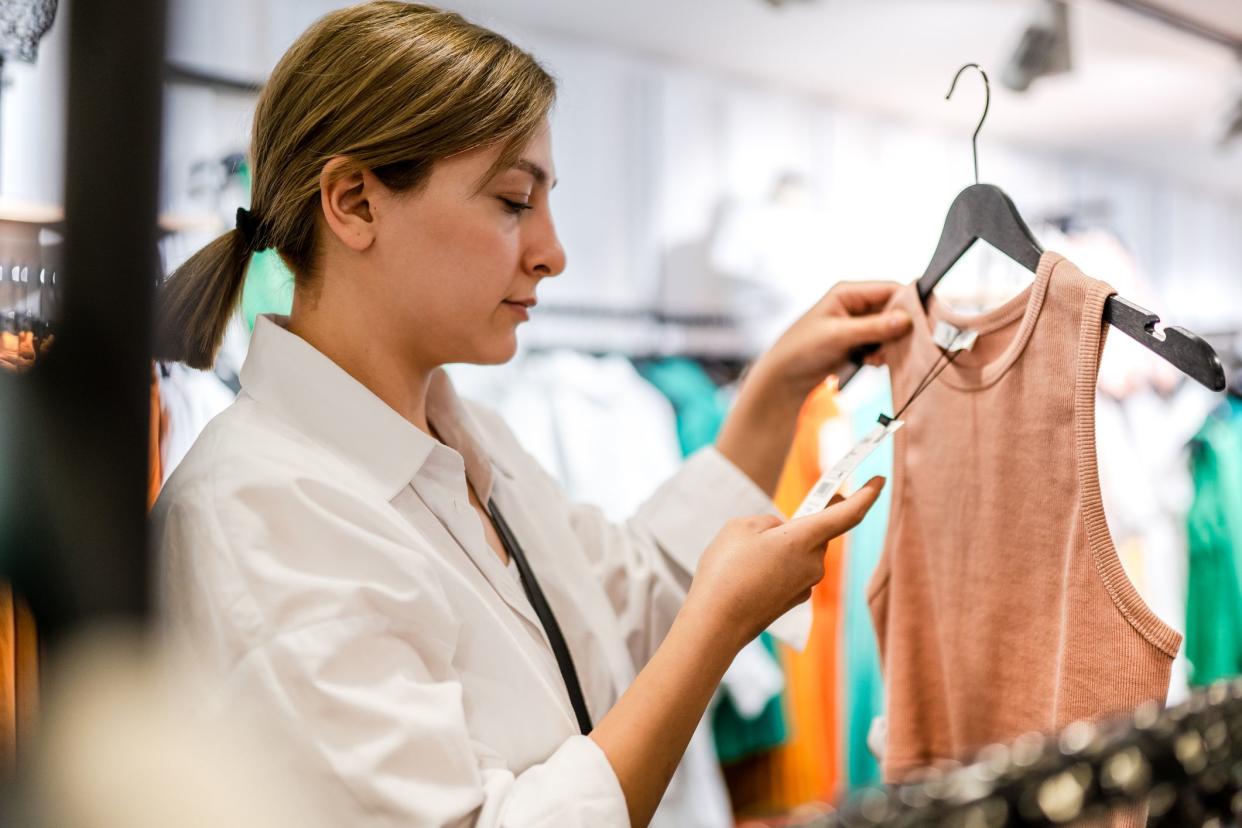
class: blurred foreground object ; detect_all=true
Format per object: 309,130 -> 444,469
18,626 -> 324,828
822,677 -> 1242,826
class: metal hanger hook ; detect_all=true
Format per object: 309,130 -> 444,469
946,62 -> 990,185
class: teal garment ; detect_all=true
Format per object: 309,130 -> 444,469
843,382 -> 893,790
636,357 -> 789,762
635,357 -> 727,455
1185,395 -> 1242,686
241,249 -> 295,330
231,160 -> 295,330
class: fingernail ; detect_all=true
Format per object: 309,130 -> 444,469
888,311 -> 910,330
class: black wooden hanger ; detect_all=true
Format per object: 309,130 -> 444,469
837,64 -> 1226,393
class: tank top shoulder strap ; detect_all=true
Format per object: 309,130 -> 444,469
1066,259 -> 1183,657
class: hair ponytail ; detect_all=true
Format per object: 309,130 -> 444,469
153,228 -> 252,370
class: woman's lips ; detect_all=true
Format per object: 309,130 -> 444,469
503,300 -> 532,320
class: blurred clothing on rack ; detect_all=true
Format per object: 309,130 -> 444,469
157,362 -> 236,483
834,369 -> 893,791
1185,394 -> 1242,686
727,380 -> 845,814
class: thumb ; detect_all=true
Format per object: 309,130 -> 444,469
827,311 -> 911,351
780,476 -> 885,549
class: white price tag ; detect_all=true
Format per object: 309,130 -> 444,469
932,320 -> 978,352
791,418 -> 904,519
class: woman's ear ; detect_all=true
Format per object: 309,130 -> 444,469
319,157 -> 379,252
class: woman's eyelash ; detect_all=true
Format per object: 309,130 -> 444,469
499,197 -> 533,214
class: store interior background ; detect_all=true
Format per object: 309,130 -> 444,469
3,0 -> 1241,825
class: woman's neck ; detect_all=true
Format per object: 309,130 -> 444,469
287,294 -> 436,435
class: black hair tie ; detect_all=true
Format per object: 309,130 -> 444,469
234,207 -> 268,252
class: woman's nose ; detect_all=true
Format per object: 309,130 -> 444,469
526,212 -> 567,278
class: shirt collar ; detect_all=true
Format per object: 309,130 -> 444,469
240,315 -> 500,502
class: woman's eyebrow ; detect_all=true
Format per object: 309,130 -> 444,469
512,158 -> 557,190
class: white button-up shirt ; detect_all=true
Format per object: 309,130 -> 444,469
152,315 -> 775,827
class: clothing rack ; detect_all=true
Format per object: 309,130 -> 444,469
537,302 -> 745,328
814,677 -> 1242,827
526,303 -> 759,362
0,263 -> 59,330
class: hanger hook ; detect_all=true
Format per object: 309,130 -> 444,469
946,62 -> 989,185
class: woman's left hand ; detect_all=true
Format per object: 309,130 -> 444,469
716,281 -> 911,497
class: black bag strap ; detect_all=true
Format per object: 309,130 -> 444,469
486,500 -> 594,735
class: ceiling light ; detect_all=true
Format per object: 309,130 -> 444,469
1001,0 -> 1073,93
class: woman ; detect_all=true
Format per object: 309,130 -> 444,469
152,3 -> 911,826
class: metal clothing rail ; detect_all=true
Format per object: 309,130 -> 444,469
818,677 -> 1242,827
165,60 -> 262,94
1,0 -> 167,643
537,302 -> 745,328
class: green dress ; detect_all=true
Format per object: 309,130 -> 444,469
1185,395 -> 1242,686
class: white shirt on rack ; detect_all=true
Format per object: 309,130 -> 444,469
152,314 -> 776,828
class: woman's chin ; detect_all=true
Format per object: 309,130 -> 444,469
462,333 -> 520,366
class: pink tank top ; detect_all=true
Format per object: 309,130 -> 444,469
869,251 -> 1180,787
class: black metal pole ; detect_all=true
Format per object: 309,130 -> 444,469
7,0 -> 167,641
1098,0 -> 1242,52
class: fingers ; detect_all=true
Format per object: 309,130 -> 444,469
826,312 -> 912,353
828,281 -> 905,315
778,476 -> 886,548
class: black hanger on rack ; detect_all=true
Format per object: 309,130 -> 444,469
838,63 -> 1227,393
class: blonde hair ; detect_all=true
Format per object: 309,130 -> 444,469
155,1 -> 557,368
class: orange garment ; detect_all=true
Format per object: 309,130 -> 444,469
0,585 -> 13,773
0,330 -> 33,373
0,332 -> 42,770
0,586 -> 36,773
870,254 -> 1177,823
149,365 -> 164,510
726,380 -> 845,814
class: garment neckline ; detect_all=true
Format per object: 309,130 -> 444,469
906,250 -> 1062,392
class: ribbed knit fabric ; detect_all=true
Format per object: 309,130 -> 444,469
868,252 -> 1180,804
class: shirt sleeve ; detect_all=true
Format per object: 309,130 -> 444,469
567,445 -> 780,668
221,615 -> 628,828
155,473 -> 630,828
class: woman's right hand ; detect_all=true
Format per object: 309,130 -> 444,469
591,475 -> 885,827
684,476 -> 886,649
